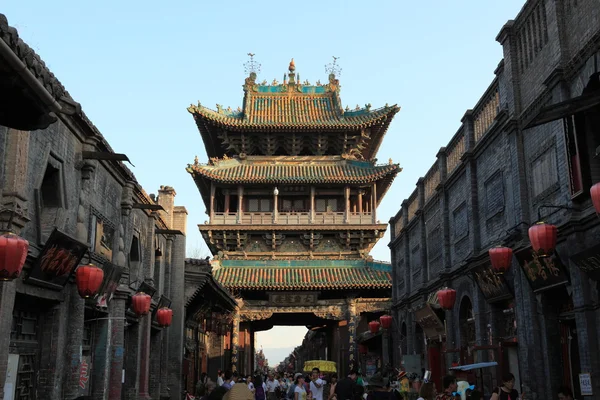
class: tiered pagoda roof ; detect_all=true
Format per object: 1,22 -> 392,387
213,259 -> 392,291
188,59 -> 400,159
187,156 -> 401,210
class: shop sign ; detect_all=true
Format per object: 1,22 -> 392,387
96,262 -> 123,308
579,373 -> 593,396
78,356 -> 91,396
269,292 -> 317,305
27,229 -> 88,290
472,262 -> 513,303
571,244 -> 600,281
414,303 -> 445,339
516,248 -> 569,293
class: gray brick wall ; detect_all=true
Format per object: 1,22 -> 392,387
389,1 -> 600,397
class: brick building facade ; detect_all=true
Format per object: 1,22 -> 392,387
389,0 -> 600,398
0,14 -> 188,400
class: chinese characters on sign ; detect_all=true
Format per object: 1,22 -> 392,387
579,373 -> 593,396
269,292 -> 317,305
27,229 -> 88,289
79,359 -> 89,389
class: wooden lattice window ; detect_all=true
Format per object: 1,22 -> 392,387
247,198 -> 272,212
315,198 -> 339,212
281,198 -> 305,212
11,310 -> 39,342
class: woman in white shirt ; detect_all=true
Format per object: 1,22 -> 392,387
294,375 -> 308,400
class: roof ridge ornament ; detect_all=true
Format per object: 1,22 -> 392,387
325,56 -> 342,78
243,52 -> 261,77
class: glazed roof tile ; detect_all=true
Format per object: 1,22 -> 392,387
189,100 -> 399,130
214,265 -> 391,290
187,159 -> 401,185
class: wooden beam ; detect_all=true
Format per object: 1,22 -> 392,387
82,151 -> 134,166
132,203 -> 165,211
155,229 -> 184,235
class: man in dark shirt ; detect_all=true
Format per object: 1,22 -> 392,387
335,370 -> 358,400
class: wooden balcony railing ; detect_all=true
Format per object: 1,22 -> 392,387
210,211 -> 376,225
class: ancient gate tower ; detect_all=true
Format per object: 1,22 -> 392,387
187,58 -> 400,374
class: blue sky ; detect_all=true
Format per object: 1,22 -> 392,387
4,0 -> 526,365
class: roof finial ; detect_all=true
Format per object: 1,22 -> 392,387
244,52 -> 261,76
325,56 -> 342,77
289,58 -> 296,72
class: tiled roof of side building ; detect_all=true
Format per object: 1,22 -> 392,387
187,158 -> 401,185
213,264 -> 391,290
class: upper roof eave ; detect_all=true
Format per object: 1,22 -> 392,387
188,103 -> 400,132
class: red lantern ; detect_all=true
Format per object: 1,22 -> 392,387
156,307 -> 173,327
75,263 -> 104,298
489,246 -> 513,275
380,314 -> 392,329
591,183 -> 600,214
131,292 -> 151,316
368,320 -> 380,334
0,232 -> 29,281
358,344 -> 368,355
437,288 -> 457,310
528,222 -> 557,257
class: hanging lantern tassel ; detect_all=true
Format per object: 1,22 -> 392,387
156,307 -> 173,327
489,246 -> 513,275
437,288 -> 457,310
132,292 -> 152,316
0,232 -> 29,281
528,222 -> 557,257
75,263 -> 105,298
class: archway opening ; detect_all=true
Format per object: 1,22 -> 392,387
458,296 -> 475,365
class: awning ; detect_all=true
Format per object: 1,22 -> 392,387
525,91 -> 600,129
450,362 -> 498,371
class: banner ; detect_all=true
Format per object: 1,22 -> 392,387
27,228 -> 88,289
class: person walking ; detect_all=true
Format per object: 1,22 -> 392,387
435,376 -> 457,400
490,373 -> 523,400
327,374 -> 338,400
365,373 -> 393,400
335,370 -> 358,400
295,375 -> 308,400
310,368 -> 326,400
266,373 -> 281,400
417,382 -> 436,400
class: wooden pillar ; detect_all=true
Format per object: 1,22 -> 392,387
372,183 -> 377,223
310,186 -> 315,223
273,187 -> 279,224
210,182 -> 216,221
224,190 -> 230,214
358,190 -> 363,214
237,186 -> 244,224
344,186 -> 350,223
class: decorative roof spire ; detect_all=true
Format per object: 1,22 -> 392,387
325,56 -> 342,77
244,52 -> 261,76
287,58 -> 297,85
